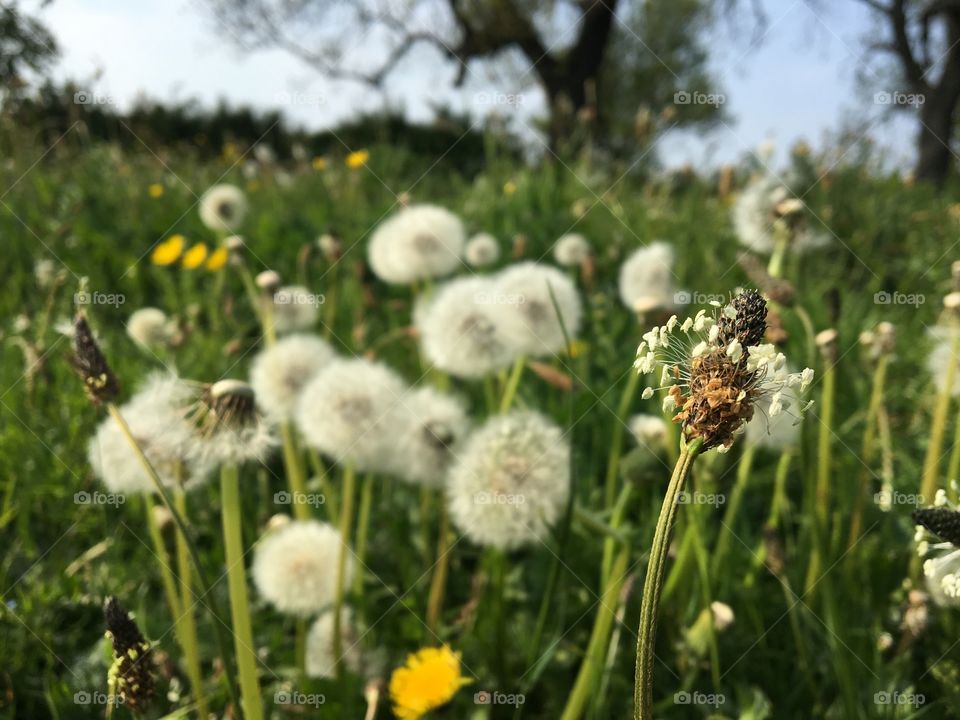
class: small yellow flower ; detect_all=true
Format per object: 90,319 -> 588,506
567,339 -> 589,358
503,180 -> 517,195
148,183 -> 164,198
205,246 -> 229,271
389,646 -> 470,720
182,242 -> 209,270
312,156 -> 328,171
346,149 -> 369,169
151,235 -> 185,266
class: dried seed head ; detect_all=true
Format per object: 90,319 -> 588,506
201,379 -> 257,430
816,328 -> 839,362
670,352 -> 757,449
716,289 -> 767,349
104,597 -> 154,711
72,315 -> 119,406
913,507 -> 960,546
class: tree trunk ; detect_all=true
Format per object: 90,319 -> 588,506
915,98 -> 955,186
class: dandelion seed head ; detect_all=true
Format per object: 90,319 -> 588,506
250,334 -> 337,422
464,232 -> 500,267
732,174 -> 828,254
126,307 -> 174,351
306,607 -> 362,678
553,233 -> 591,267
618,242 -> 676,313
190,379 -> 275,465
368,204 -> 466,284
199,184 -> 247,232
252,520 -> 350,616
446,411 -> 570,550
271,285 -> 320,334
391,387 -> 470,488
927,325 -> 960,397
628,414 -> 668,450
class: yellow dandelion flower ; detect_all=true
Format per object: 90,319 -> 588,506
503,180 -> 517,195
148,183 -> 164,199
312,156 -> 328,171
346,149 -> 369,169
151,235 -> 185,266
182,242 -> 209,269
205,246 -> 229,271
389,646 -> 470,720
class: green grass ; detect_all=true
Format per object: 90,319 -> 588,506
1,129 -> 959,719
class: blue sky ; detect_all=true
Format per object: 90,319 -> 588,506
37,0 -> 919,170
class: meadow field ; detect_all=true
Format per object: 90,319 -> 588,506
2,130 -> 960,720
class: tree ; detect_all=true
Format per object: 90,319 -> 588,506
856,0 -> 960,185
204,0 -> 724,151
0,1 -> 58,96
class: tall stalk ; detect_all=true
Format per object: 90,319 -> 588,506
426,502 -> 452,634
711,444 -> 756,576
847,354 -> 889,549
173,487 -> 208,719
280,422 -> 311,521
220,462 -> 264,720
333,463 -> 356,678
500,355 -> 526,412
921,333 -> 960,504
353,473 -> 375,598
805,359 -> 835,595
634,438 -> 703,720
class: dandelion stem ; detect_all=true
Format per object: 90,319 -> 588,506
144,496 -> 183,624
306,448 -> 338,521
806,360 -> 835,595
295,616 -> 307,678
848,354 -> 888,549
712,444 -> 756,575
173,486 -> 208,720
106,404 -> 240,714
634,437 -> 702,720
921,333 -> 960,504
280,421 -> 310,521
604,370 -> 640,510
220,462 -> 264,720
333,462 -> 356,679
500,355 -> 526,412
353,473 -> 375,599
426,502 -> 451,634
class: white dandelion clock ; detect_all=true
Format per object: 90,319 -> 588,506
464,232 -> 500,267
927,325 -> 960,397
618,242 -> 676,313
199,184 -> 247,232
270,285 -> 321,335
306,608 -> 363,678
391,387 -> 470,488
249,334 -> 336,422
628,414 -> 668,451
446,411 -> 570,550
553,233 -> 591,267
87,374 -> 211,494
367,204 -> 466,284
416,276 -> 516,378
126,308 -> 175,351
295,358 -> 406,472
492,262 -> 583,356
188,379 -> 276,466
732,174 -> 828,255
252,520 -> 351,616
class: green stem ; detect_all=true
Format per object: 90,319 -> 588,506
295,616 -> 307,678
634,438 -> 702,720
333,463 -> 356,679
848,355 -> 888,550
767,226 -> 789,279
712,444 -> 756,576
106,404 -> 240,713
306,448 -> 338,521
426,503 -> 452,634
806,361 -> 835,595
500,355 -> 526,412
921,333 -> 960,504
280,422 -> 311,521
220,463 -> 264,720
173,488 -> 208,720
605,371 -> 641,510
353,473 -> 374,599
561,547 -> 630,720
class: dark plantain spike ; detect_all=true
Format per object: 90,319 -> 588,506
913,507 -> 960,546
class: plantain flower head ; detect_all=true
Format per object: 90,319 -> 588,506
634,289 -> 814,452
